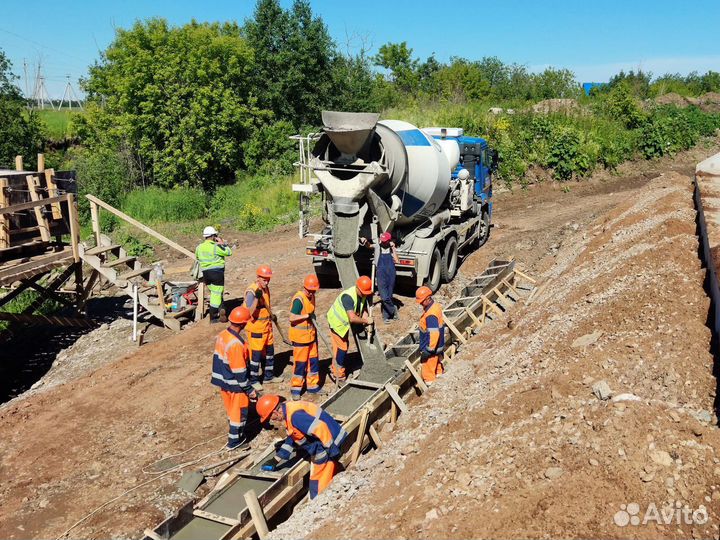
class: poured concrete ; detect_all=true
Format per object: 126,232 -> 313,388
324,385 -> 377,417
204,476 -> 276,519
168,517 -> 230,540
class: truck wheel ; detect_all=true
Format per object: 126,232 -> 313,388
425,247 -> 442,293
475,211 -> 491,248
441,236 -> 458,282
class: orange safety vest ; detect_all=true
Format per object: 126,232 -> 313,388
284,401 -> 344,448
419,300 -> 445,353
245,282 -> 272,334
289,290 -> 316,345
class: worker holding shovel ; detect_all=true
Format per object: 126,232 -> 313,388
360,232 -> 399,323
288,275 -> 322,400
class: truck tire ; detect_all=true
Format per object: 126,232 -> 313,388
474,211 -> 491,248
425,247 -> 442,293
441,236 -> 458,282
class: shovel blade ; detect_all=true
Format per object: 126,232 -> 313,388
177,471 -> 205,493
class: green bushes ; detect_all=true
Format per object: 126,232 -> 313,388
122,187 -> 207,223
640,106 -> 720,159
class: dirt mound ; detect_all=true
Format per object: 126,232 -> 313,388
654,92 -> 698,108
272,171 -> 720,539
697,92 -> 720,113
532,98 -> 579,114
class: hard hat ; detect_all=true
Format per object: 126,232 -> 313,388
356,276 -> 373,296
303,275 -> 320,291
228,306 -> 251,325
379,232 -> 392,243
257,265 -> 273,279
203,226 -> 218,237
256,394 -> 282,423
415,286 -> 432,304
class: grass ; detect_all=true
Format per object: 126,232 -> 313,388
0,289 -> 63,331
37,109 -> 81,140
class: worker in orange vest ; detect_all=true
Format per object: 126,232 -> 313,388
244,265 -> 283,389
326,276 -> 373,383
289,275 -> 322,400
210,306 -> 258,449
256,394 -> 347,498
416,286 -> 445,384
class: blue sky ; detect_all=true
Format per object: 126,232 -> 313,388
1,0 -> 719,99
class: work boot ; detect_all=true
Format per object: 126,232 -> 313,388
291,394 -> 301,401
264,375 -> 285,384
218,307 -> 228,323
226,440 -> 249,451
251,381 -> 263,391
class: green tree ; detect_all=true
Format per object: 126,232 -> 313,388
373,41 -> 419,94
531,67 -> 579,100
0,49 -> 43,167
244,0 -> 336,127
78,19 -> 265,190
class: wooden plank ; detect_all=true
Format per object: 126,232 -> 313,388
86,195 -> 195,259
0,178 -> 9,249
37,153 -> 45,172
514,268 -> 537,284
368,425 -> 382,449
384,384 -> 409,414
84,244 -> 120,256
192,509 -> 239,527
0,274 -> 44,308
15,155 -> 23,171
0,249 -> 72,283
444,317 -> 468,344
66,193 -> 80,262
502,277 -> 520,297
25,176 -> 51,242
480,294 -> 504,317
0,194 -> 68,215
464,307 -> 483,329
89,200 -> 101,248
195,281 -> 205,321
44,169 -> 62,219
0,311 -> 95,328
404,359 -> 428,392
351,408 -> 370,465
118,266 -> 152,281
243,489 -> 269,540
102,256 -> 136,268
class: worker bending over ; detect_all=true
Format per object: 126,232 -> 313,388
245,265 -> 282,388
289,275 -> 322,400
257,394 -> 347,498
195,226 -> 232,323
326,276 -> 373,383
416,286 -> 445,383
210,307 -> 258,449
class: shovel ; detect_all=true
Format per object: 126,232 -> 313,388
177,450 -> 249,493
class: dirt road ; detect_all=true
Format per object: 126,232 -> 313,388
0,140 -> 718,539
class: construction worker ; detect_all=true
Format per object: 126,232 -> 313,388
245,265 -> 282,388
256,394 -> 347,499
326,276 -> 373,383
195,226 -> 232,323
360,232 -> 399,323
210,306 -> 258,449
416,286 -> 445,383
289,275 -> 321,400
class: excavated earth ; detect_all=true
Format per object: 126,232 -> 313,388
1,139 -> 719,539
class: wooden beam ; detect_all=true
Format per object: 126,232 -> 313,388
464,307 -> 483,329
0,312 -> 95,328
15,155 -> 23,171
384,384 -> 409,414
89,200 -> 101,248
86,195 -> 194,259
351,408 -> 370,465
0,249 -> 73,284
242,489 -> 269,540
37,153 -> 45,172
25,176 -> 51,242
514,268 -> 536,284
0,178 -> 9,249
66,193 -> 80,262
195,282 -> 205,321
368,425 -> 382,449
0,274 -> 44,308
0,194 -> 69,215
404,359 -> 428,393
444,317 -> 468,344
502,277 -> 520,297
480,294 -> 504,317
44,169 -> 62,219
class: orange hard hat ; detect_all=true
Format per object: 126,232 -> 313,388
228,306 -> 251,325
303,275 -> 320,291
257,265 -> 273,279
415,286 -> 432,304
256,394 -> 281,423
356,275 -> 373,296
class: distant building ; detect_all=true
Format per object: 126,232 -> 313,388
582,82 -> 606,96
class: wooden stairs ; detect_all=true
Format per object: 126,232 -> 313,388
79,234 -> 195,332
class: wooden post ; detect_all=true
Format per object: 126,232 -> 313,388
15,155 -> 23,171
0,178 -> 9,249
37,153 -> 45,172
89,200 -> 101,247
243,489 -> 269,540
195,282 -> 205,321
480,294 -> 504,317
368,425 -> 382,449
514,268 -> 536,284
463,307 -> 483,329
444,317 -> 468,345
25,175 -> 51,242
404,359 -> 428,393
66,193 -> 80,263
351,408 -> 370,465
384,384 -> 409,414
44,169 -> 62,219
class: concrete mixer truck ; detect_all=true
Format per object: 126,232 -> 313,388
292,111 -> 497,293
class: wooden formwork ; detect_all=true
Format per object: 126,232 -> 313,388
144,259 -> 536,540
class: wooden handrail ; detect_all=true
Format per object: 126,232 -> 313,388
85,194 -> 195,259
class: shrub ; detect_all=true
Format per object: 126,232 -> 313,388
242,120 -> 298,175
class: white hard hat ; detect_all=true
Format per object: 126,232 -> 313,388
203,226 -> 218,237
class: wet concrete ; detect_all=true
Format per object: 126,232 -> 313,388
203,477 -> 276,519
168,517 -> 230,540
324,385 -> 377,417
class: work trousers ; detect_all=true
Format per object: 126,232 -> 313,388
421,354 -> 444,383
330,330 -> 348,380
377,253 -> 397,321
220,389 -> 248,448
291,340 -> 321,396
203,269 -> 225,310
249,330 -> 275,383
